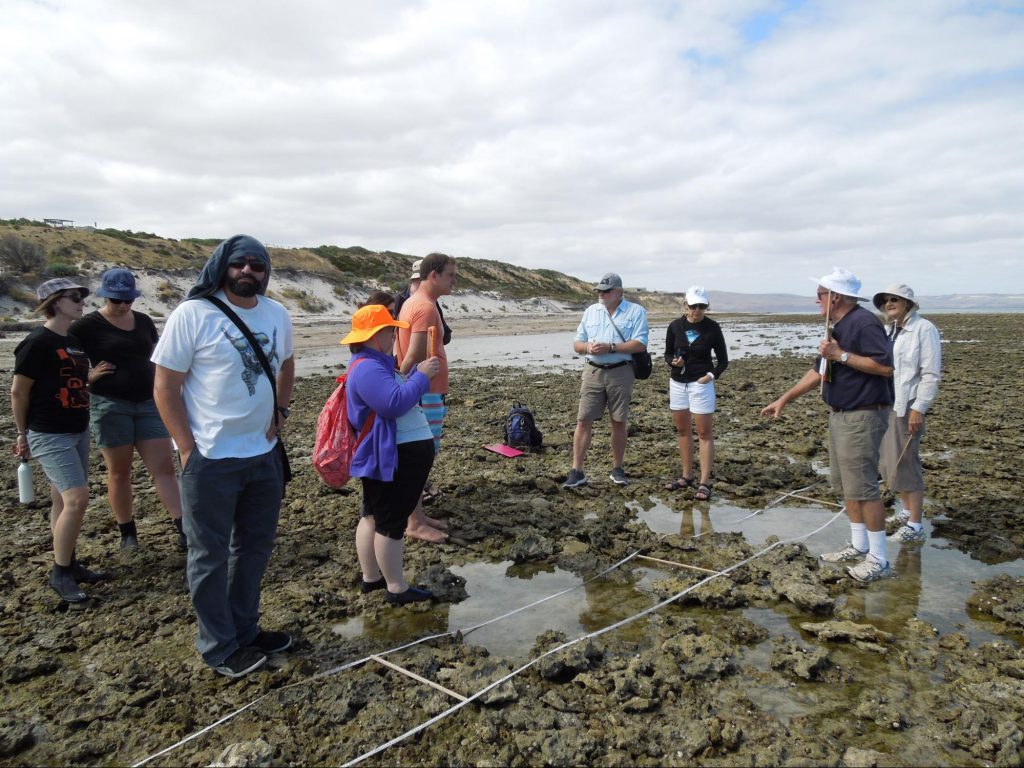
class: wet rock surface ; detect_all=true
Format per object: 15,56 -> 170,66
1,313 -> 1022,766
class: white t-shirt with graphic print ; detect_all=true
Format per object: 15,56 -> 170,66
151,290 -> 293,459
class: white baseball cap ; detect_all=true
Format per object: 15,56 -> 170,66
685,286 -> 709,306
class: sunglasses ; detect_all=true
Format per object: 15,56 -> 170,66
689,304 -> 708,310
816,290 -> 833,299
228,259 -> 267,273
598,288 -> 615,294
882,296 -> 903,304
110,298 -> 135,305
60,291 -> 85,303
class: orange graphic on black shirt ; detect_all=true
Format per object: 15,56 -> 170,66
55,348 -> 89,409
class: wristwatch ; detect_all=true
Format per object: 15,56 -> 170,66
277,406 -> 290,418
839,352 -> 849,364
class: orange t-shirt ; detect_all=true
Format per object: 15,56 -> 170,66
395,292 -> 448,394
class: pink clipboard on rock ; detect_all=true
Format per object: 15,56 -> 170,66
484,443 -> 524,458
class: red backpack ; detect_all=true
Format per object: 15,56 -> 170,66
312,358 -> 375,488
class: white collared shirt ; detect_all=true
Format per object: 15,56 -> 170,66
888,311 -> 941,417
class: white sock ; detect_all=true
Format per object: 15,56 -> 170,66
908,521 -> 924,532
850,523 -> 868,552
867,530 -> 888,565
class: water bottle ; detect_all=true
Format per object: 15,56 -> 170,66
18,458 -> 34,504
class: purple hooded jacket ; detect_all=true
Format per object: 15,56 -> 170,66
345,348 -> 431,482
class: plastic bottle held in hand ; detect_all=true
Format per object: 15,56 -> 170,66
18,458 -> 34,503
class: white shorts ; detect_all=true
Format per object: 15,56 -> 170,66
669,378 -> 716,415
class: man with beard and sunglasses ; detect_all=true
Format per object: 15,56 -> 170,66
152,235 -> 295,678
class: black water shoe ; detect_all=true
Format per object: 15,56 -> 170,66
385,586 -> 433,605
49,566 -> 87,603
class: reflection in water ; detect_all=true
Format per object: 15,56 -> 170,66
633,497 -> 1024,646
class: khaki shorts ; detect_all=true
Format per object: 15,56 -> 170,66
827,408 -> 888,501
577,363 -> 635,423
880,410 -> 925,493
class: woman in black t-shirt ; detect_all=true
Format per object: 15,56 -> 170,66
663,287 -> 729,501
70,268 -> 184,552
12,278 -> 106,603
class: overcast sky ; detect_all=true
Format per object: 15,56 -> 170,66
2,0 -> 1022,295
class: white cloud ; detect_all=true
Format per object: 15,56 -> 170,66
1,0 -> 1021,294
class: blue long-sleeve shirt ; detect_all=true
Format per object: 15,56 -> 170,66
346,348 -> 430,481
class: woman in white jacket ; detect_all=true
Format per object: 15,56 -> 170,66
873,284 -> 941,543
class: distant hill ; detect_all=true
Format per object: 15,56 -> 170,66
1,218 -> 1019,318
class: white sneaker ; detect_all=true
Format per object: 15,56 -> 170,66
886,508 -> 910,526
846,557 -> 893,583
889,525 -> 926,544
820,543 -> 868,563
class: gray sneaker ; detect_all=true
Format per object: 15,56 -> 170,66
889,524 -> 926,543
846,557 -> 893,583
886,508 -> 911,526
820,543 -> 868,563
562,469 -> 588,489
609,467 -> 629,486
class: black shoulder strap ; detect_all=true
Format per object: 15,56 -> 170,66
206,296 -> 278,424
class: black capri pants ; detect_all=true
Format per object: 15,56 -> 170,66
360,439 -> 435,539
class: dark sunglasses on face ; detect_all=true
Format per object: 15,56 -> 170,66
110,298 -> 134,305
883,296 -> 902,304
689,304 -> 708,310
598,288 -> 614,294
61,291 -> 85,303
228,259 -> 267,273
816,290 -> 831,299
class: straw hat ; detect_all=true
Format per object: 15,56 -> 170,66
340,305 -> 409,345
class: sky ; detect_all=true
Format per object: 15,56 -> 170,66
2,0 -> 1022,295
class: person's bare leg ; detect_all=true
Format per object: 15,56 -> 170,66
374,533 -> 408,594
672,409 -> 694,481
137,438 -> 183,522
101,444 -> 135,525
406,502 -> 448,543
572,420 -> 594,471
902,490 -> 924,525
355,516 -> 381,582
52,486 -> 88,566
610,418 -> 628,469
695,413 -> 715,486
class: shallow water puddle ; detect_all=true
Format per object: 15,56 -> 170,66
332,561 -> 660,660
446,561 -> 658,658
630,495 -> 1024,644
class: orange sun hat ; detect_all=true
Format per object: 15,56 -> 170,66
340,304 -> 409,345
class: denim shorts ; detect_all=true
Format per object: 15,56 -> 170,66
27,429 -> 90,492
89,394 -> 170,449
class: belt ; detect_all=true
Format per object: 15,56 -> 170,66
588,360 -> 629,370
831,403 -> 889,413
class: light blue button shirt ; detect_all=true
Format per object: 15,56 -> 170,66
574,298 -> 649,364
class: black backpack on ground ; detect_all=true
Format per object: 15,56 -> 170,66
503,402 -> 543,450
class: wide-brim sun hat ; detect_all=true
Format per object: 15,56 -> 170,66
872,283 -> 918,311
35,277 -> 90,303
810,267 -> 868,301
95,267 -> 141,301
685,286 -> 709,306
340,304 -> 409,345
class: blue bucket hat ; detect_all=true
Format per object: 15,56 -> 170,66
95,268 -> 141,301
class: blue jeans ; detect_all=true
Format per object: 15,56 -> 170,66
180,447 -> 284,667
